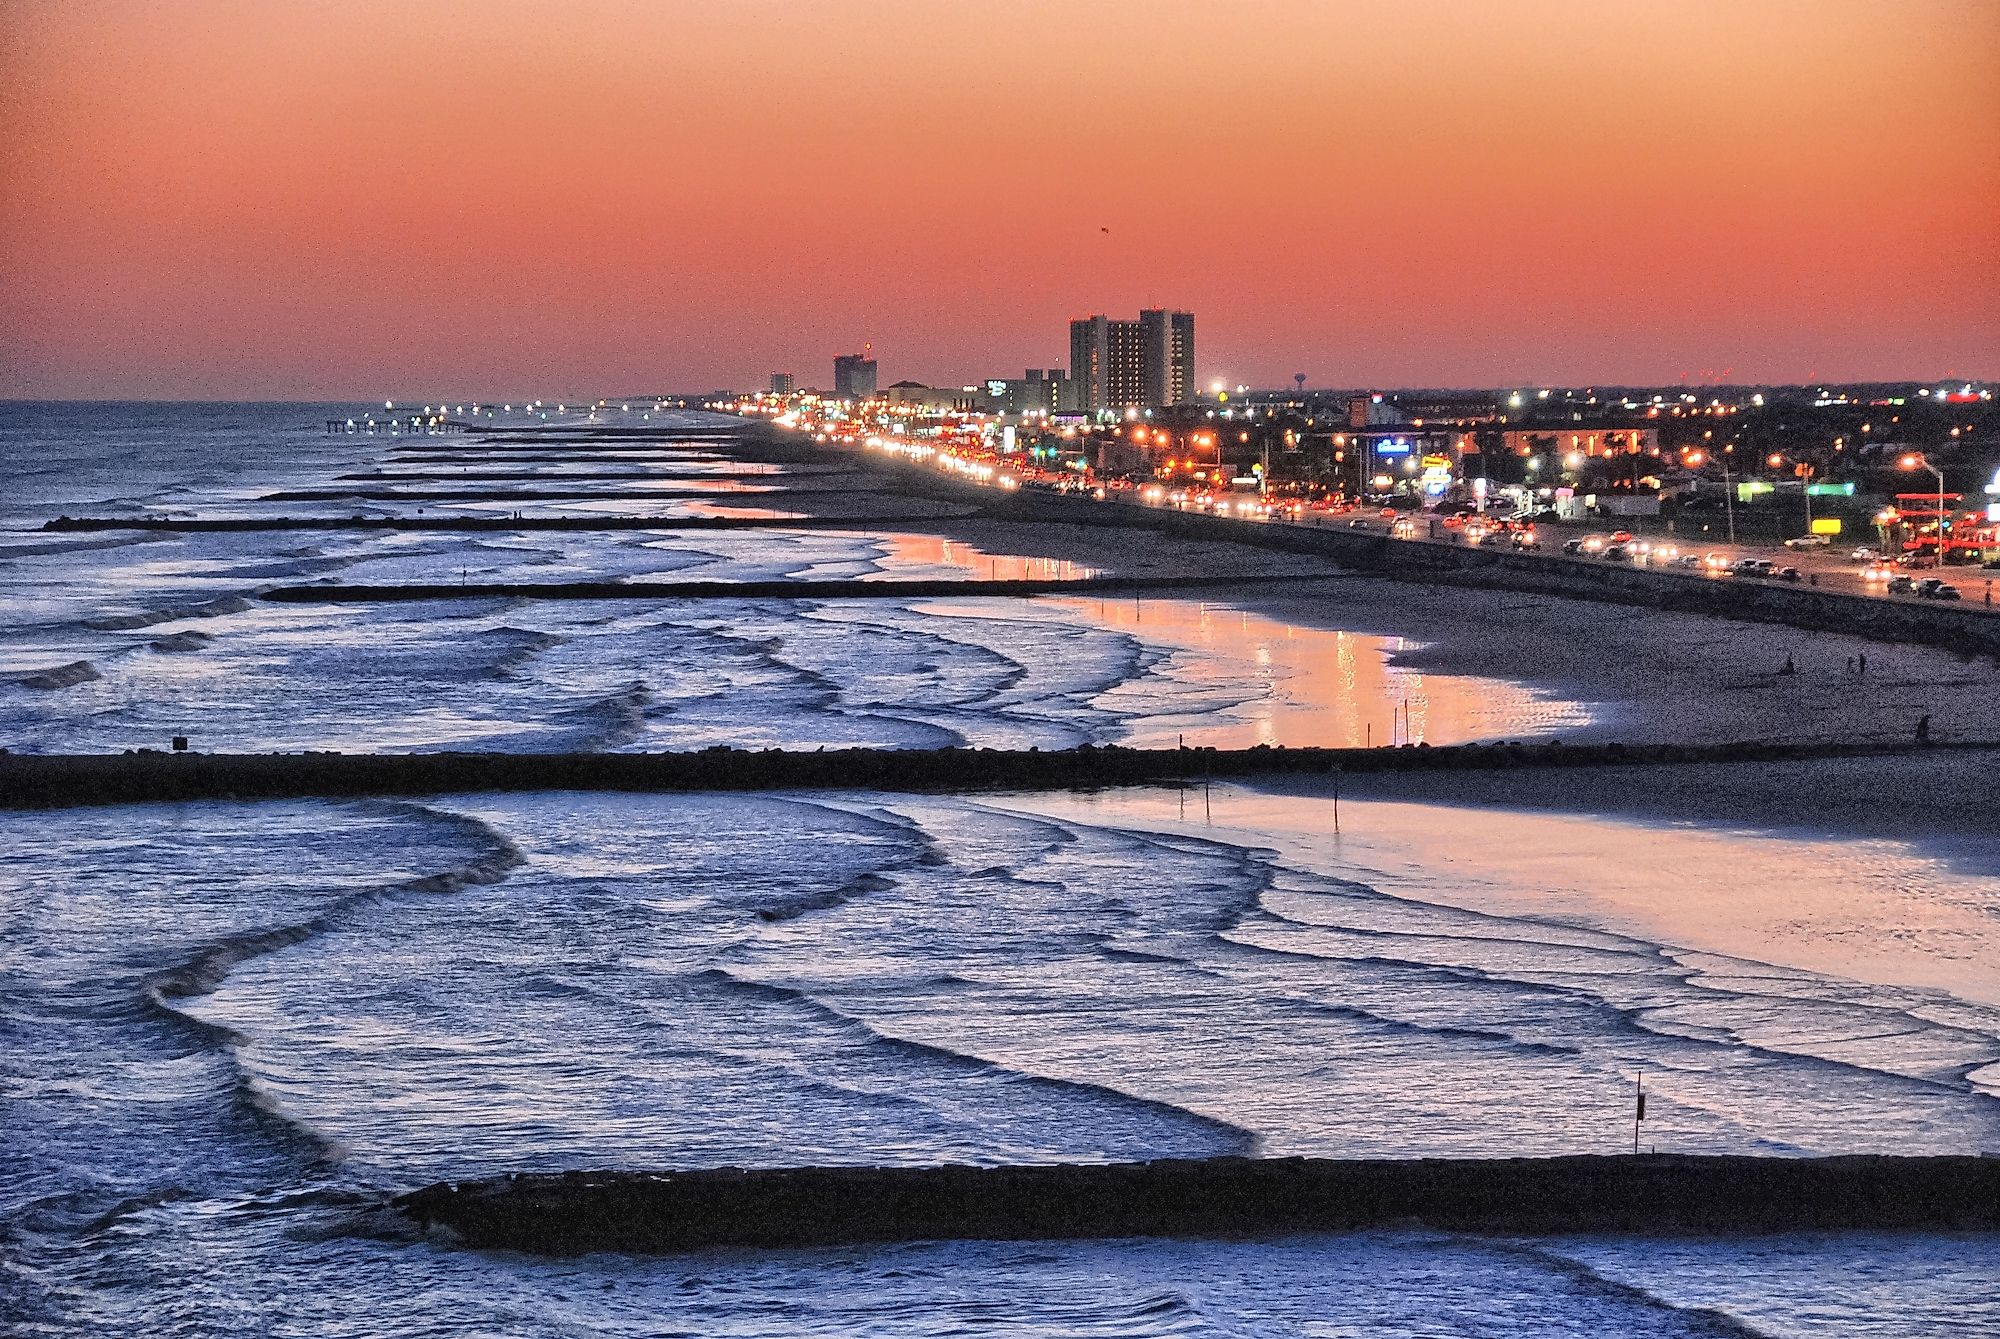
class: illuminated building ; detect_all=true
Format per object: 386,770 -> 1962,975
987,368 -> 1071,416
1069,316 -> 1140,411
769,371 -> 795,395
883,381 -> 980,412
833,352 -> 878,399
1070,310 -> 1193,410
1139,309 -> 1196,407
1494,426 -> 1660,458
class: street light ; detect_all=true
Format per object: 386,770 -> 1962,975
1898,452 -> 1947,565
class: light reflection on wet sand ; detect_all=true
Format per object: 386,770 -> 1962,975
1049,596 -> 1593,749
874,531 -> 1095,582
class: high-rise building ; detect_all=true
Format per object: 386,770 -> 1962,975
1069,316 -> 1143,411
832,352 -> 878,399
1139,309 -> 1196,407
769,371 -> 795,395
1068,310 -> 1193,411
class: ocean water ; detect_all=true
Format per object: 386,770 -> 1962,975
0,405 -> 1585,757
3,404 -> 1996,1337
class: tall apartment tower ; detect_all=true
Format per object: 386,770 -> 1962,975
1068,315 -> 1145,411
769,371 -> 795,395
1139,309 -> 1196,407
1069,310 -> 1194,411
832,353 -> 878,399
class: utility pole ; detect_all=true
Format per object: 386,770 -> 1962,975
1721,451 -> 1736,545
1633,1070 -> 1646,1154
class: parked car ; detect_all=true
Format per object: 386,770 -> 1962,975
1887,575 -> 1918,594
1848,546 -> 1881,564
1916,578 -> 1961,601
1784,535 -> 1831,549
1775,566 -> 1802,582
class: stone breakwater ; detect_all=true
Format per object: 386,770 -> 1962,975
253,574 -> 1302,603
41,514 -> 963,533
4,739 -> 1989,809
394,1154 -> 2000,1255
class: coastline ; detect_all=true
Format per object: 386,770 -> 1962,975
875,511 -> 2000,747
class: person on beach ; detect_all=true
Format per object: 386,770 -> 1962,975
1779,654 -> 1796,675
1916,713 -> 1932,744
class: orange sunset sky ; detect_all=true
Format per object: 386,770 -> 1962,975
2,0 -> 1995,399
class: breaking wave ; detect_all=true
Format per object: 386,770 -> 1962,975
15,659 -> 101,690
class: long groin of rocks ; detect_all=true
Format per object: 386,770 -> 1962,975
255,486 -> 798,504
255,574 -> 1276,603
4,739 -> 1986,809
39,513 -> 964,534
394,1153 -> 2000,1254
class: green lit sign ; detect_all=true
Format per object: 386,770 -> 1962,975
1805,481 -> 1855,497
1737,481 -> 1775,501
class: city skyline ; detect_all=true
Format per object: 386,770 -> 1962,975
2,0 -> 1995,400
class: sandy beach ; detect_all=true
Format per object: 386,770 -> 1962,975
804,496 -> 2000,748
997,754 -> 2000,1017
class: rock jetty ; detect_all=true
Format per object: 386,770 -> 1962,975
395,1153 -> 2000,1255
4,739 -> 1988,809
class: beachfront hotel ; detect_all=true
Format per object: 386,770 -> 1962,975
1069,309 -> 1196,411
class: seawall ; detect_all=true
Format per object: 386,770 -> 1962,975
4,739 -> 1988,809
394,1153 -> 2000,1254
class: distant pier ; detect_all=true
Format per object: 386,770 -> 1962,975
325,415 -> 468,434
